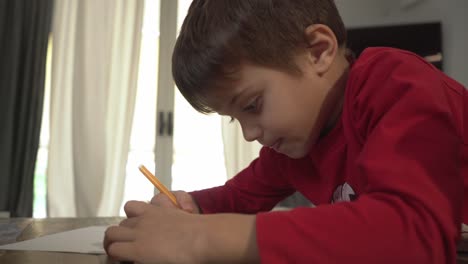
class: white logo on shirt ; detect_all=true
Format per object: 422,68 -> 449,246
332,182 -> 357,203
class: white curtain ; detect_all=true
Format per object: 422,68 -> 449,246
221,118 -> 262,179
47,0 -> 144,217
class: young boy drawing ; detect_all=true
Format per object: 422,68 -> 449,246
104,0 -> 468,263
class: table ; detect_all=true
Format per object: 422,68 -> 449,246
2,217 -> 468,263
458,225 -> 468,263
0,217 -> 123,264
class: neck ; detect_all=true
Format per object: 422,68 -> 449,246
319,51 -> 350,137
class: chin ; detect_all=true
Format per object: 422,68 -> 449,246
285,152 -> 308,159
281,146 -> 309,159
281,139 -> 316,159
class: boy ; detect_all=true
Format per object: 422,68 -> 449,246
104,0 -> 468,263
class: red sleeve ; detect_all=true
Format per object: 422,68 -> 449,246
190,147 -> 296,214
256,49 -> 463,263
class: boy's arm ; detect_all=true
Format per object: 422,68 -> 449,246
256,120 -> 460,263
199,213 -> 259,263
190,147 -> 296,214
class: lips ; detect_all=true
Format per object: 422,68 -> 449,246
269,138 -> 283,152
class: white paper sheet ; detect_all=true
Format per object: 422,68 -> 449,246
0,226 -> 108,254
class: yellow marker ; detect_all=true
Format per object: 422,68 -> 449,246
138,165 -> 181,208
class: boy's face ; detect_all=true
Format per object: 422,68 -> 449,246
206,54 -> 340,159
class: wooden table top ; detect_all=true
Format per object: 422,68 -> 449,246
0,217 -> 123,264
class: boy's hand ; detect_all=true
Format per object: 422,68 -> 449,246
104,200 -> 259,263
150,191 -> 201,214
104,200 -> 204,263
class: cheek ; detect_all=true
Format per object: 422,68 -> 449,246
264,104 -> 303,135
277,102 -> 322,143
298,89 -> 328,127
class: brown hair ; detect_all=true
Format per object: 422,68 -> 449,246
172,0 -> 347,113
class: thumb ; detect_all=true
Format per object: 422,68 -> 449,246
174,191 -> 199,214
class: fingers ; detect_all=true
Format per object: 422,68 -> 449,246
150,193 -> 175,207
124,200 -> 149,218
119,217 -> 139,228
150,191 -> 199,214
106,241 -> 137,262
175,192 -> 197,213
103,225 -> 135,254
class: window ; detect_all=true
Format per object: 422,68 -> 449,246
120,0 -> 227,214
34,0 -> 228,217
33,37 -> 52,218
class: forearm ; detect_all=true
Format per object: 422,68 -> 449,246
255,195 -> 459,263
196,213 -> 259,263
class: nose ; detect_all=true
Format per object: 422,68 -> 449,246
240,122 -> 262,142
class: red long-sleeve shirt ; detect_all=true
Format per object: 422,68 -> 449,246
191,47 -> 468,263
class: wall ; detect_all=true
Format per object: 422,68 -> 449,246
335,0 -> 468,86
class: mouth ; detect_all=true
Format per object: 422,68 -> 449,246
269,138 -> 283,152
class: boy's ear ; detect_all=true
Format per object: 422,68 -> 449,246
303,24 -> 338,75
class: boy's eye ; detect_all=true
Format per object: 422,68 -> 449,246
242,97 -> 260,112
